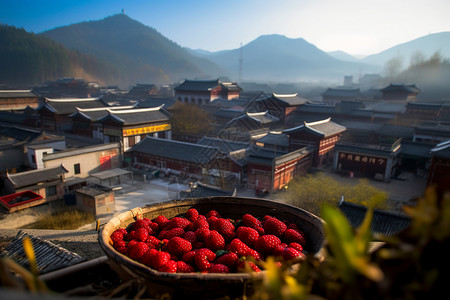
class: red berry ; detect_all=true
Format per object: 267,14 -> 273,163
113,240 -> 126,250
227,238 -> 251,257
110,230 -> 124,243
248,249 -> 262,261
254,235 -> 281,255
165,217 -> 191,230
127,241 -> 149,261
215,252 -> 239,270
205,230 -> 225,251
206,210 -> 221,218
284,229 -> 307,246
195,227 -> 211,241
237,261 -> 261,272
192,217 -> 209,231
264,217 -> 287,238
183,231 -> 197,244
236,226 -> 259,247
242,214 -> 262,229
282,247 -> 303,261
209,263 -> 230,273
154,215 -> 170,228
165,227 -> 185,239
195,248 -> 216,271
289,242 -> 303,252
167,237 -> 192,258
133,219 -> 150,230
186,208 -> 199,222
154,251 -> 171,270
159,260 -> 177,273
146,236 -> 160,248
176,261 -> 195,273
135,227 -> 149,242
181,250 -> 197,264
140,248 -> 159,268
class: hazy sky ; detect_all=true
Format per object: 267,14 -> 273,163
2,0 -> 449,56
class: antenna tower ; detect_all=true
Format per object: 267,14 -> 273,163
238,42 -> 243,83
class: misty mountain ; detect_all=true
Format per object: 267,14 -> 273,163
41,14 -> 225,87
362,32 -> 450,67
0,24 -> 120,87
327,50 -> 359,62
196,34 -> 376,82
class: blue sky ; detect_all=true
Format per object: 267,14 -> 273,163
2,0 -> 450,56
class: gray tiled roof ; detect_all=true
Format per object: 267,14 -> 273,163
259,93 -> 308,106
8,165 -> 68,188
174,79 -> 220,92
197,136 -> 249,153
339,201 -> 411,236
0,90 -> 38,98
38,98 -> 109,115
128,137 -> 220,164
256,132 -> 289,147
381,83 -> 421,94
283,118 -> 346,137
98,106 -> 170,125
322,88 -> 361,98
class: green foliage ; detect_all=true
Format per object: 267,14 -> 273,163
283,173 -> 387,215
169,102 -> 213,135
258,186 -> 449,299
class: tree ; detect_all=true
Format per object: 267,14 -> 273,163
169,102 -> 213,135
383,56 -> 403,79
282,173 -> 387,216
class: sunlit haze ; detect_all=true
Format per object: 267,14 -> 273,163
2,0 -> 450,56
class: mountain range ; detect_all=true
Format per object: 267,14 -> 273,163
2,14 -> 450,88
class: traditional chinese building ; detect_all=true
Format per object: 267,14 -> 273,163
247,145 -> 312,192
97,106 -> 171,152
333,138 -> 402,182
255,93 -> 308,123
0,90 -> 40,111
174,79 -> 241,104
283,118 -> 346,167
126,136 -> 221,180
381,83 -> 420,101
427,140 -> 450,197
220,111 -> 280,142
36,97 -> 109,132
321,88 -> 362,106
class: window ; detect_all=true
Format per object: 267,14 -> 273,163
46,185 -> 57,197
74,163 -> 81,175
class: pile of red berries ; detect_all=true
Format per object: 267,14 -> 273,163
109,208 -> 307,274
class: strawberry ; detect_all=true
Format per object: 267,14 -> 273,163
165,217 -> 191,230
288,242 -> 303,252
176,261 -> 195,273
159,260 -> 177,273
192,216 -> 209,231
263,217 -> 287,238
207,216 -> 219,228
205,230 -> 225,251
146,236 -> 161,248
135,227 -> 149,242
113,240 -> 126,250
242,214 -> 262,229
167,237 -> 192,258
213,218 -> 235,242
284,229 -> 307,246
154,251 -> 171,270
237,261 -> 261,273
227,238 -> 251,257
116,246 -> 127,254
186,208 -> 199,222
282,247 -> 303,261
181,250 -> 197,264
127,241 -> 149,261
183,231 -> 197,244
254,235 -> 281,255
154,215 -> 170,228
195,227 -> 211,241
206,210 -> 221,218
140,248 -> 159,268
133,219 -> 150,230
110,230 -> 124,243
273,244 -> 286,257
215,252 -> 239,270
195,248 -> 216,271
248,249 -> 262,261
236,226 -> 259,247
165,227 -> 185,239
209,263 -> 230,273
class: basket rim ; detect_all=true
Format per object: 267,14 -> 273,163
99,196 -> 324,280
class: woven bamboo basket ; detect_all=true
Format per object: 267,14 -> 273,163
99,197 -> 324,299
